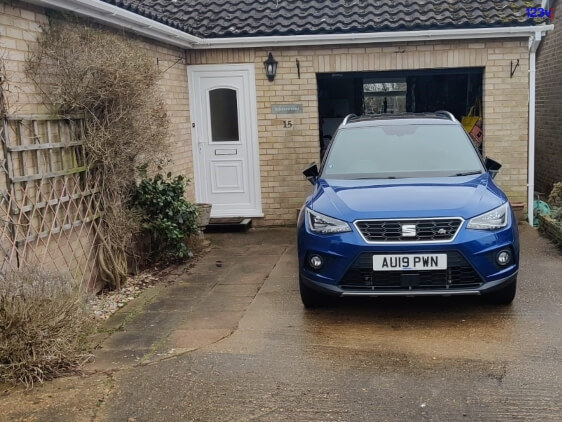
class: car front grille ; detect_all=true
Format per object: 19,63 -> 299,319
355,218 -> 463,243
339,251 -> 483,291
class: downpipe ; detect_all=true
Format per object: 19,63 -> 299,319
528,32 -> 542,226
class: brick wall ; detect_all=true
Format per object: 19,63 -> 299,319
0,1 -> 193,284
189,39 -> 530,224
536,0 -> 562,196
0,2 -> 49,115
0,1 -> 194,198
1,1 -> 532,228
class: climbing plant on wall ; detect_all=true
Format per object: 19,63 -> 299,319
26,17 -> 171,289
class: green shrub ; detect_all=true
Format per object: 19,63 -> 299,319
547,182 -> 562,223
0,269 -> 93,387
551,207 -> 562,223
132,173 -> 199,263
548,182 -> 562,209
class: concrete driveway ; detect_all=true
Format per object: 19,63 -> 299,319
1,225 -> 561,421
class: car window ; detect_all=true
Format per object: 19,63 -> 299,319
322,124 -> 484,179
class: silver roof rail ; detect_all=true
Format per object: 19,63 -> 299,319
342,113 -> 357,126
435,110 -> 457,121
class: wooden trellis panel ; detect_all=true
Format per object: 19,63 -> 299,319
0,114 -> 101,286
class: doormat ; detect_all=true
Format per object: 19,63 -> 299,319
206,218 -> 252,233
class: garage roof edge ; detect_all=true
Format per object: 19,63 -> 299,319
24,0 -> 553,50
195,26 -> 554,49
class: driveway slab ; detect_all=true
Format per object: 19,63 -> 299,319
97,224 -> 562,422
1,225 -> 561,422
88,227 -> 293,370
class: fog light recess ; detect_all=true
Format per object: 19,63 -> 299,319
496,250 -> 512,266
308,254 -> 324,270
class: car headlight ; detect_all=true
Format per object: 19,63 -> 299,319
467,203 -> 509,230
306,208 -> 352,234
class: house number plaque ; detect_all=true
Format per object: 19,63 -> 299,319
272,104 -> 303,114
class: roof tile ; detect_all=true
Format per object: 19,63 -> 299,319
102,0 -> 546,38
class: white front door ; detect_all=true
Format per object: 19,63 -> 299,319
188,64 -> 262,218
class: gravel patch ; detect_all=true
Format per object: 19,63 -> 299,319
89,273 -> 160,321
90,239 -> 211,321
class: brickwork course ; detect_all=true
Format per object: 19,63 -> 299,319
188,41 -> 531,225
1,1 -> 536,228
0,1 -> 195,200
535,0 -> 562,196
0,2 -> 195,281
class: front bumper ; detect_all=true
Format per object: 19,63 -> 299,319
298,215 -> 519,298
301,272 -> 517,297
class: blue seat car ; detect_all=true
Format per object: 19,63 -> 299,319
297,112 -> 519,307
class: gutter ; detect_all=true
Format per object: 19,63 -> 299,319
24,0 -> 553,49
197,26 -> 553,49
528,32 -> 543,226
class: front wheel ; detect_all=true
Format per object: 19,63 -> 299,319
484,279 -> 517,305
299,277 -> 333,308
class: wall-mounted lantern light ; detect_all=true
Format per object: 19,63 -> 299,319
264,52 -> 278,82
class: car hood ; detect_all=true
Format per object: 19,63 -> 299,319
309,174 -> 507,221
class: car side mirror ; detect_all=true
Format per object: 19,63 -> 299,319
485,157 -> 502,179
303,163 -> 319,185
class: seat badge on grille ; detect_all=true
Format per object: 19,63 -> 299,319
401,224 -> 417,237
438,228 -> 447,235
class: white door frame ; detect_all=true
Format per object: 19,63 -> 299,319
188,64 -> 263,217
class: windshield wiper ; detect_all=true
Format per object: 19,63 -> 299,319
355,176 -> 399,180
451,171 -> 483,177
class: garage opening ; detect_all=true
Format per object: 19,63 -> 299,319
317,68 -> 484,158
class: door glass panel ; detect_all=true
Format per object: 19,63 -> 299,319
363,78 -> 407,114
209,88 -> 240,142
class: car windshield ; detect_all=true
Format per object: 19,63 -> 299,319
322,124 -> 484,179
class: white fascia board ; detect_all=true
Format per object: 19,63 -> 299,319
24,0 -> 202,48
197,25 -> 554,49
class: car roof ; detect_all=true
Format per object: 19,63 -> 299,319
342,113 -> 459,128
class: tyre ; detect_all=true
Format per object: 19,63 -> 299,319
484,279 -> 517,305
299,277 -> 333,308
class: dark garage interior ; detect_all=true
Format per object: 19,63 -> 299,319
317,68 -> 484,157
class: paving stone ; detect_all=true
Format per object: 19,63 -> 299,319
85,228 -> 294,371
88,349 -> 150,371
211,284 -> 261,297
199,295 -> 255,312
175,311 -> 245,330
123,311 -> 187,333
101,330 -> 164,351
167,328 -> 233,350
